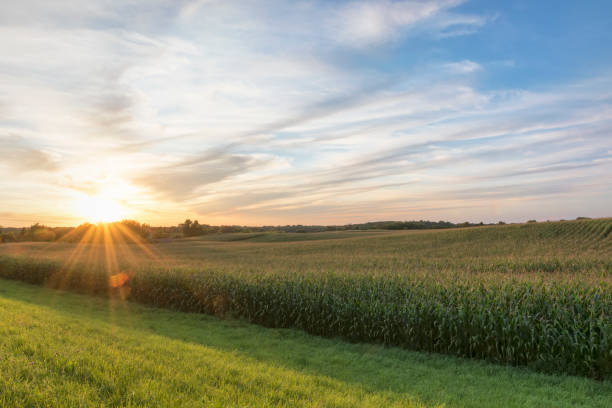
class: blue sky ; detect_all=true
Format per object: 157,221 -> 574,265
1,0 -> 611,226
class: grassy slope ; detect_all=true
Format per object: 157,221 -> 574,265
1,279 -> 611,408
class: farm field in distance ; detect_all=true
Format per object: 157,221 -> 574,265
2,219 -> 612,279
1,218 -> 611,406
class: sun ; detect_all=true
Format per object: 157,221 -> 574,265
77,194 -> 125,223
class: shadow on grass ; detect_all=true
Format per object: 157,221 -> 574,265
1,279 -> 610,408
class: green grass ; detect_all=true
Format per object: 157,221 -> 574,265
1,279 -> 610,408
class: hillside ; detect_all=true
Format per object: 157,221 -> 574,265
1,279 -> 610,408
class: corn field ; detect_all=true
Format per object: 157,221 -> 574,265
0,218 -> 611,379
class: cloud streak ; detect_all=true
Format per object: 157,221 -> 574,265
133,149 -> 284,199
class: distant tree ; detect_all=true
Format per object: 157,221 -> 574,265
182,219 -> 207,237
52,227 -> 73,240
498,221 -> 506,225
527,219 -> 537,223
1,231 -> 16,243
191,220 -> 202,235
220,225 -> 239,233
120,220 -> 151,240
32,228 -> 56,242
182,219 -> 193,236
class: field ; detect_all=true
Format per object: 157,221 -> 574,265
2,220 -> 612,278
1,279 -> 611,407
1,219 -> 612,399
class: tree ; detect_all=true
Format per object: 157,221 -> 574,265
120,220 -> 151,240
182,219 -> 192,236
1,232 -> 16,243
32,228 -> 56,242
191,220 -> 202,235
182,219 -> 205,237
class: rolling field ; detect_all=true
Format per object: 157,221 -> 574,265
1,219 -> 611,382
2,219 -> 612,278
1,279 -> 611,408
183,230 -> 386,242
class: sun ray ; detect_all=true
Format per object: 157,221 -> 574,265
48,224 -> 96,290
41,217 -> 168,311
115,223 -> 161,261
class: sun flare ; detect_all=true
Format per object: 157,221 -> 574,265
77,195 -> 125,223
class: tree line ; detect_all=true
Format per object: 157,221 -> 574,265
175,218 -> 493,238
0,220 -> 151,243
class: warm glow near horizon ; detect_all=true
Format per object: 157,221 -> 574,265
1,1 -> 612,227
76,194 -> 126,224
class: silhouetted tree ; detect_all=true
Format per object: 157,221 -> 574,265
182,219 -> 206,237
182,219 -> 192,236
191,220 -> 202,235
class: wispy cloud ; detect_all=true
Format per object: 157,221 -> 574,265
330,0 -> 464,47
444,60 -> 482,73
0,135 -> 59,173
133,149 -> 286,199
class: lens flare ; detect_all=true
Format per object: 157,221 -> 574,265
109,272 -> 129,288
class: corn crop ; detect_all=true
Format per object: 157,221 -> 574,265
0,253 -> 610,379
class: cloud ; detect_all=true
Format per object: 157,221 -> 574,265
444,60 -> 482,73
121,70 -> 612,225
431,11 -> 492,38
330,0 -> 467,47
133,149 -> 282,199
171,74 -> 612,224
85,88 -> 140,140
0,135 -> 59,173
179,0 -> 220,20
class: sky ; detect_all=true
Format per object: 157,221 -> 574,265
1,0 -> 611,227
